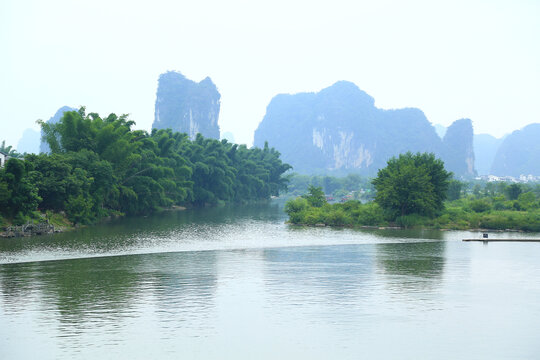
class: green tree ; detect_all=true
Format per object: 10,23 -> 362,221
0,140 -> 23,159
447,179 -> 463,200
0,158 -> 41,221
372,152 -> 451,220
303,185 -> 326,207
505,183 -> 522,200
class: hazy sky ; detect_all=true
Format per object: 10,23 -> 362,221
1,0 -> 539,148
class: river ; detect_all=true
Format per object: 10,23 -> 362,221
1,202 -> 540,359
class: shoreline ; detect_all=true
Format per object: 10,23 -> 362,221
286,221 -> 538,233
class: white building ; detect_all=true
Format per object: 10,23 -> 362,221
0,150 -> 9,167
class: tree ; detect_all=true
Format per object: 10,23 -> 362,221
33,106 -> 291,221
0,158 -> 41,221
505,183 -> 522,200
372,152 -> 451,220
0,140 -> 23,159
303,185 -> 326,207
447,179 -> 463,200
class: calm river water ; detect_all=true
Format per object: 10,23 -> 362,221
1,202 -> 540,359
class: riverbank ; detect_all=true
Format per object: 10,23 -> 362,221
0,205 -> 189,238
285,198 -> 540,232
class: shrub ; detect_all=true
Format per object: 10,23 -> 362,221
470,198 -> 491,213
65,195 -> 94,225
284,197 -> 309,217
304,208 -> 325,225
324,208 -> 351,226
12,212 -> 28,225
357,203 -> 384,226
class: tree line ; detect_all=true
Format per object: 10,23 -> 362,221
285,152 -> 540,231
0,108 -> 291,225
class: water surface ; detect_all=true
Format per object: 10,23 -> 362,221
1,202 -> 540,359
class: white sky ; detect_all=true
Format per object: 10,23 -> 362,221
1,0 -> 539,147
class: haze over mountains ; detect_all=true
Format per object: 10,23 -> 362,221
13,73 -> 540,177
490,124 -> 540,177
254,81 -> 475,177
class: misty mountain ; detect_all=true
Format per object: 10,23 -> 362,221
40,106 -> 77,153
152,71 -> 220,140
442,119 -> 475,176
474,133 -> 505,175
434,124 -> 447,139
490,123 -> 540,177
17,128 -> 40,154
254,81 -> 475,177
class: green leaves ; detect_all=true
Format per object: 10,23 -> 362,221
372,152 -> 451,220
303,185 -> 326,207
0,158 -> 41,219
0,107 -> 292,224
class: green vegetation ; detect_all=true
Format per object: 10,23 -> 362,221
0,107 -> 290,227
285,152 -> 540,231
372,152 -> 451,219
285,173 -> 374,201
0,140 -> 24,158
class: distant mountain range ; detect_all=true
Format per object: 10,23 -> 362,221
434,126 -> 507,176
14,75 -> 540,177
254,81 -> 475,177
16,106 -> 76,154
490,124 -> 540,177
436,124 -> 540,177
17,128 -> 40,154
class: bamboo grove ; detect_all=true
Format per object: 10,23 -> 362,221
0,108 -> 291,225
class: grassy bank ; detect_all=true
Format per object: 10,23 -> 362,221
285,197 -> 540,232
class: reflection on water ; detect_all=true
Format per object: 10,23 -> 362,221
377,241 -> 445,278
1,202 -> 540,359
263,245 -> 375,307
0,252 -> 218,333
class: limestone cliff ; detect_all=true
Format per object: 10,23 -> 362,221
442,119 -> 475,176
152,71 -> 220,140
254,81 -> 475,176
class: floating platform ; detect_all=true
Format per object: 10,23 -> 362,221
463,238 -> 540,242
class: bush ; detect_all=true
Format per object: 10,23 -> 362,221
518,192 -> 536,210
357,203 -> 384,226
478,213 -> 512,230
284,197 -> 309,217
12,212 -> 28,225
65,195 -> 94,225
304,208 -> 326,225
324,208 -> 352,226
470,198 -> 491,213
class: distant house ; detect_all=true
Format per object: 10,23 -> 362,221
0,150 -> 8,167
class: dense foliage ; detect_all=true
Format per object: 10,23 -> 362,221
284,187 -> 384,227
372,152 -> 452,220
285,155 -> 540,231
0,108 -> 290,226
